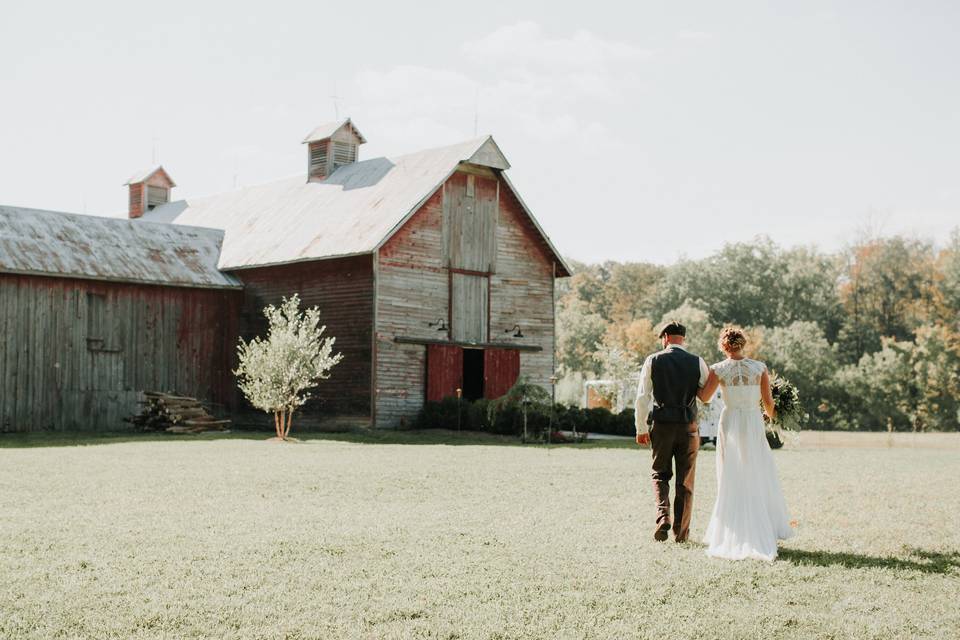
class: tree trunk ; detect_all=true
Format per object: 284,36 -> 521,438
284,408 -> 294,438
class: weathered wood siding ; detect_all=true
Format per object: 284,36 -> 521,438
231,255 -> 374,429
375,168 -> 558,428
128,182 -> 144,219
0,273 -> 239,432
490,182 -> 557,390
375,189 -> 448,427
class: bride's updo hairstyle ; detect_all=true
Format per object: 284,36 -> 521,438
718,326 -> 747,354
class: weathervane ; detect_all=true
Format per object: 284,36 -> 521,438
331,82 -> 344,120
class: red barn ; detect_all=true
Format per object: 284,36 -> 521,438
0,206 -> 240,431
0,120 -> 570,431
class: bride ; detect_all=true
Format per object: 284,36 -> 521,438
697,327 -> 794,561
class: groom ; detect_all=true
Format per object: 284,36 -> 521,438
635,321 -> 713,543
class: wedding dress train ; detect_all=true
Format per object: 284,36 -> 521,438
703,358 -> 794,561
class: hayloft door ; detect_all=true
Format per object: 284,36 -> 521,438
444,171 -> 495,344
426,344 -> 463,401
450,273 -> 489,342
483,348 -> 520,399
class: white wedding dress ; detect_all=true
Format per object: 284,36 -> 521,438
703,358 -> 794,561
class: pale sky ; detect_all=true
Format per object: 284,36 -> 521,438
2,1 -> 958,264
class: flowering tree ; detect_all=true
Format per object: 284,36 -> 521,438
235,294 -> 343,439
592,341 -> 637,411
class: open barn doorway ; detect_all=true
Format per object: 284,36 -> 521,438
462,348 -> 485,400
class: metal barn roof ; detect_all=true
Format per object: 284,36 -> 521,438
0,206 -> 241,289
142,135 -> 570,275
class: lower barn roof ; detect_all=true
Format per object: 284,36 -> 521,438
0,206 -> 241,289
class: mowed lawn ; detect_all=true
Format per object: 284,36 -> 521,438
1,433 -> 958,639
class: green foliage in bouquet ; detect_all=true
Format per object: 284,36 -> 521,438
767,373 -> 806,430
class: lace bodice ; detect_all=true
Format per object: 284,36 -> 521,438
712,358 -> 767,387
711,358 -> 766,409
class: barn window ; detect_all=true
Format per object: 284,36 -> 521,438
86,293 -> 106,350
466,174 -> 475,198
146,185 -> 169,210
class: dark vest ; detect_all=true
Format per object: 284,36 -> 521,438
649,346 -> 701,425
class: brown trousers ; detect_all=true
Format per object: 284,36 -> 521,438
649,421 -> 700,541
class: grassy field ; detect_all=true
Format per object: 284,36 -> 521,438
1,432 -> 958,639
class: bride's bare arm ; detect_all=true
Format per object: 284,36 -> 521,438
760,370 -> 776,419
698,370 -> 720,402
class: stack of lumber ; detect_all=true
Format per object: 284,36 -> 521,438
126,392 -> 231,434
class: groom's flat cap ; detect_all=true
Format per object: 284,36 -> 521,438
658,321 -> 686,338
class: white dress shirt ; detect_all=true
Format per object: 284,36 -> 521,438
634,344 -> 710,434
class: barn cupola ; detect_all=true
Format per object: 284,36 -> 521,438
302,119 -> 366,182
124,166 -> 176,219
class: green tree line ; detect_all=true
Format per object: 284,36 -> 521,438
556,230 -> 960,431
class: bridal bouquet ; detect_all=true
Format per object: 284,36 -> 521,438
763,374 -> 805,447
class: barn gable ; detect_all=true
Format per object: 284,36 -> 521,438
372,166 -> 563,427
465,137 -> 510,170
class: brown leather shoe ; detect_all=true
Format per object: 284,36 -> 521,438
654,522 -> 670,542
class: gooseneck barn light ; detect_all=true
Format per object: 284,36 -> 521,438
428,318 -> 448,332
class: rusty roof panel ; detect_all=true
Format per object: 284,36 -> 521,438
0,206 -> 241,289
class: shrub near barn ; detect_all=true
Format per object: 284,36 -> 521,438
415,379 -> 636,438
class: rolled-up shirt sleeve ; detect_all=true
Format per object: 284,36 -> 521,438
698,357 -> 709,388
635,355 -> 654,434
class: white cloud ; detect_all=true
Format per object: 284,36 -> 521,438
348,21 -> 645,150
350,66 -> 479,152
355,66 -> 477,112
462,20 -> 650,69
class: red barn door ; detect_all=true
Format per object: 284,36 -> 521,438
483,348 -> 520,399
426,344 -> 463,401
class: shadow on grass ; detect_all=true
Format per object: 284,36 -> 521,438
779,547 -> 960,575
0,429 -> 637,450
